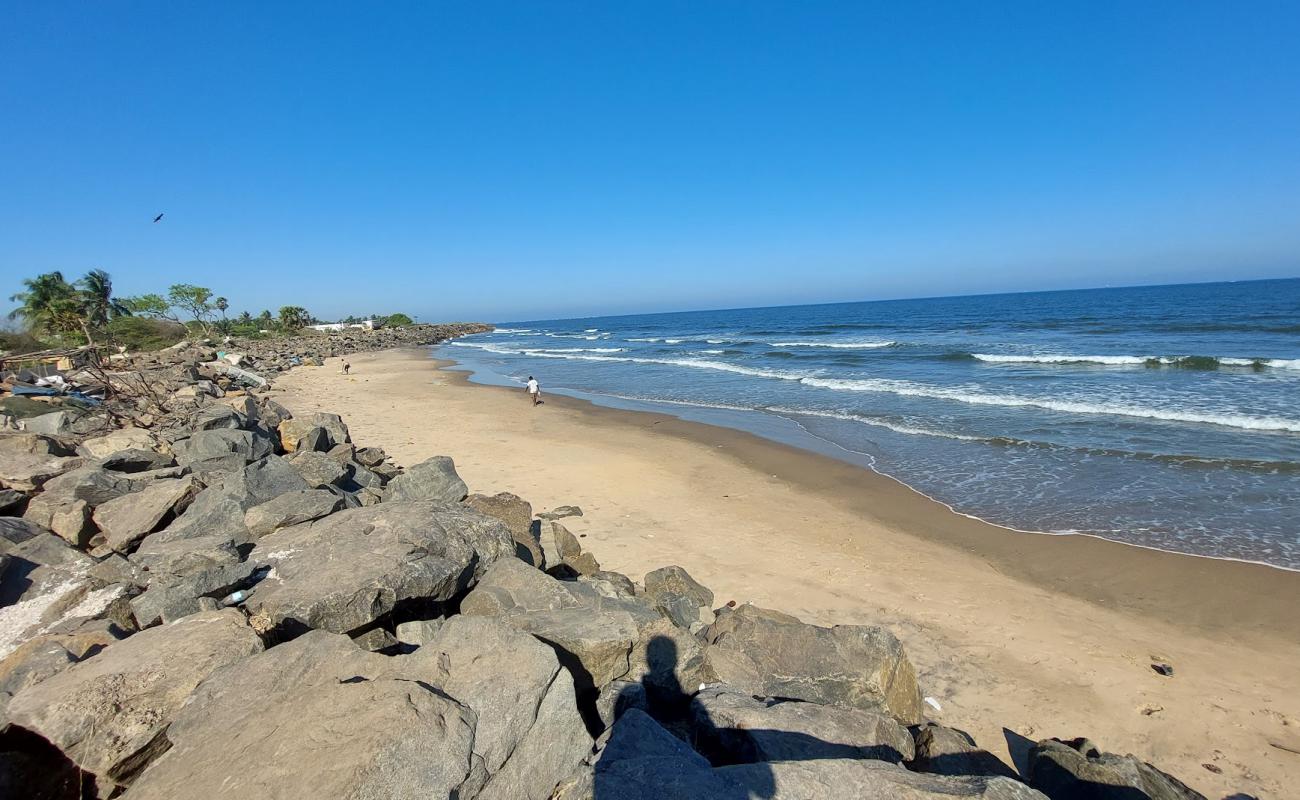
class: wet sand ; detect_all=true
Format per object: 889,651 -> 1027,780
274,346 -> 1300,797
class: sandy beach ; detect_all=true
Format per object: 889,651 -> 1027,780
274,346 -> 1300,798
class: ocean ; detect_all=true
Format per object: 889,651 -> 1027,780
437,278 -> 1300,570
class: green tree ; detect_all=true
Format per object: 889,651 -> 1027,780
384,312 -> 414,327
120,293 -> 175,320
256,310 -> 274,328
76,269 -> 130,328
278,306 -> 310,330
7,271 -> 82,342
167,284 -> 215,333
236,310 -> 252,324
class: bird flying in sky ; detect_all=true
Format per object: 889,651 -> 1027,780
153,213 -> 164,223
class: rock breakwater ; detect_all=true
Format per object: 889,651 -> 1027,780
0,323 -> 1207,799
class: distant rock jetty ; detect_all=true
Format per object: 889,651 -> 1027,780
0,323 -> 1206,799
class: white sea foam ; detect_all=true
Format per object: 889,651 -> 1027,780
493,327 -> 532,334
973,353 -> 1300,369
799,377 -> 1300,433
973,353 -> 1147,365
766,406 -> 983,441
771,340 -> 895,349
531,347 -> 626,353
584,328 -> 599,332
699,349 -> 724,354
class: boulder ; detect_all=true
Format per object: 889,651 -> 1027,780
645,564 -> 715,610
398,616 -> 592,799
1027,738 -> 1206,800
539,505 -> 583,521
0,431 -> 76,457
0,453 -> 80,492
461,556 -> 591,617
0,517 -> 46,548
294,425 -> 332,453
131,532 -> 243,579
5,609 -> 263,789
96,448 -> 176,474
22,493 -> 94,547
0,489 -> 25,515
171,428 -> 260,466
79,427 -> 157,459
118,631 -> 481,799
243,488 -> 343,538
246,501 -> 513,635
287,449 -> 350,487
147,486 -> 253,546
277,412 -> 349,453
0,536 -> 99,658
129,563 -> 254,627
556,708 -> 742,800
691,685 -> 914,765
702,603 -> 924,724
384,455 -> 468,504
93,476 -> 199,553
595,680 -> 648,731
0,638 -> 75,724
19,411 -> 71,435
218,455 -> 309,507
465,491 -> 543,566
394,618 -> 443,646
910,722 -> 1020,779
353,445 -> 387,467
189,404 -> 245,431
717,759 -> 1048,800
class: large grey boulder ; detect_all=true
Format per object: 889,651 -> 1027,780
397,616 -> 591,800
463,560 -> 703,699
93,476 -> 199,553
218,455 -> 309,507
717,759 -> 1048,800
171,428 -> 260,466
287,449 -> 350,487
79,427 -> 157,459
19,411 -> 72,435
0,453 -> 81,492
554,708 -> 743,800
129,562 -> 255,627
702,603 -> 925,724
692,685 -> 914,765
384,455 -> 468,504
243,488 -> 343,538
146,486 -> 253,546
0,535 -> 99,658
0,431 -> 77,457
246,501 -> 513,635
5,609 -> 263,789
910,722 -> 1020,779
645,564 -> 715,609
1027,738 -> 1206,800
465,491 -> 543,566
0,516 -> 46,548
277,412 -> 349,453
96,448 -> 177,474
121,631 -> 481,799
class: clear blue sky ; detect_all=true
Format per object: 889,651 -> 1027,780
2,2 -> 1298,322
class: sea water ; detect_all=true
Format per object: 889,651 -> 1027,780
437,279 -> 1300,569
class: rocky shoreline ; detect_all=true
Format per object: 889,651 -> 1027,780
1,325 -> 1208,799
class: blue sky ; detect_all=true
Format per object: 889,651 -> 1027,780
2,2 -> 1298,322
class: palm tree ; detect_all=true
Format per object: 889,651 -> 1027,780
237,310 -> 252,325
77,269 -> 129,328
8,272 -> 81,342
278,306 -> 310,330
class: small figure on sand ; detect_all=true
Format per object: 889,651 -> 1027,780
526,375 -> 542,406
341,360 -> 350,375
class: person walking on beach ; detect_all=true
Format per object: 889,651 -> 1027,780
526,375 -> 542,406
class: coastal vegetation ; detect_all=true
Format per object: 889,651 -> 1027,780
3,269 -> 416,354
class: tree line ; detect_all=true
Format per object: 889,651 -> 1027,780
5,269 -> 414,352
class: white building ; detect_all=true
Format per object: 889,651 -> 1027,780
307,319 -> 376,333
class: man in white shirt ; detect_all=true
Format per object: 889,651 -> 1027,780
525,376 -> 541,406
